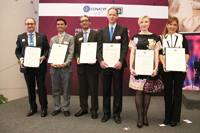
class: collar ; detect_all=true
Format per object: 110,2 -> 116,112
109,23 -> 117,30
27,31 -> 35,35
58,32 -> 65,37
83,28 -> 91,34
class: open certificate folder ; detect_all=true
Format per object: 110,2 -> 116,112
48,43 -> 68,64
103,43 -> 121,67
165,48 -> 186,72
24,46 -> 41,68
134,49 -> 154,75
80,42 -> 97,63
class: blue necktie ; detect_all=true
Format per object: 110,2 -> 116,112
110,27 -> 113,41
29,34 -> 34,46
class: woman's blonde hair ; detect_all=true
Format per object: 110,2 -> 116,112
137,15 -> 150,25
162,16 -> 179,40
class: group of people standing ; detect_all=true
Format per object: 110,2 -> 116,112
15,7 -> 189,128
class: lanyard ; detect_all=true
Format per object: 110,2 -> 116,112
27,33 -> 35,45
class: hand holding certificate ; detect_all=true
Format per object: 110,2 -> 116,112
79,42 -> 97,64
24,47 -> 41,68
103,43 -> 121,67
48,43 -> 68,64
165,48 -> 186,72
134,50 -> 154,75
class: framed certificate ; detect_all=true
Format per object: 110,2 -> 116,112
79,42 -> 97,63
165,48 -> 186,72
134,49 -> 154,75
24,46 -> 41,68
103,43 -> 121,67
48,43 -> 68,64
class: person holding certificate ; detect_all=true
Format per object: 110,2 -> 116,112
159,17 -> 189,127
97,8 -> 129,124
129,15 -> 162,128
50,18 -> 74,117
74,15 -> 100,119
15,17 -> 49,117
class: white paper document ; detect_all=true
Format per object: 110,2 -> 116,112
135,50 -> 154,75
48,43 -> 68,64
24,47 -> 41,68
165,48 -> 186,72
80,42 -> 97,63
103,43 -> 121,67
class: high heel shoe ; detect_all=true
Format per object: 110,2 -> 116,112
143,122 -> 149,126
137,124 -> 143,128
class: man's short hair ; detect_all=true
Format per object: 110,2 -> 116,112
57,18 -> 67,25
25,17 -> 36,24
107,8 -> 118,15
79,15 -> 90,22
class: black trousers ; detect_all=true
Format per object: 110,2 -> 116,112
162,71 -> 186,122
101,68 -> 124,117
24,68 -> 48,111
78,66 -> 99,112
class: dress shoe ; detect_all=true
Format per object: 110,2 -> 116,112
75,109 -> 88,117
114,116 -> 122,124
170,121 -> 177,127
27,109 -> 37,117
137,124 -> 143,128
101,115 -> 110,122
52,109 -> 61,116
41,110 -> 47,117
164,120 -> 170,125
91,111 -> 98,119
143,122 -> 149,126
64,111 -> 70,117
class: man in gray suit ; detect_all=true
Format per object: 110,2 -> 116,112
50,18 -> 74,117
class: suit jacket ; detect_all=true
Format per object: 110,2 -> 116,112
15,32 -> 49,73
49,32 -> 74,74
74,30 -> 100,75
97,24 -> 129,68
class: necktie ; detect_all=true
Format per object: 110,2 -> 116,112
59,35 -> 63,44
29,34 -> 34,46
84,32 -> 88,42
110,27 -> 113,41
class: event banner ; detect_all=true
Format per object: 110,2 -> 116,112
39,0 -> 168,95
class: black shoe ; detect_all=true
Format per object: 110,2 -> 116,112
114,116 -> 122,124
41,110 -> 47,117
164,120 -> 170,125
170,121 -> 177,127
137,124 -> 143,128
52,109 -> 61,116
74,109 -> 88,117
143,122 -> 149,126
101,114 -> 110,122
27,109 -> 37,116
64,111 -> 70,117
91,111 -> 98,119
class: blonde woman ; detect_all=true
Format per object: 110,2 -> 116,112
129,15 -> 162,128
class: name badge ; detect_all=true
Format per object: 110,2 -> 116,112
22,39 -> 25,42
148,39 -> 154,42
115,36 -> 121,40
79,37 -> 83,41
64,41 -> 69,45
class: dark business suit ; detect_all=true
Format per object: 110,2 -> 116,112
74,30 -> 100,111
15,32 -> 49,111
97,24 -> 128,116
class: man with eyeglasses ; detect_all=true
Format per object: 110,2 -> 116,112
50,18 -> 74,117
74,15 -> 100,119
15,17 -> 49,117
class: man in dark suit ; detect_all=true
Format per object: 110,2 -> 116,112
50,18 -> 74,117
97,8 -> 128,124
74,15 -> 100,119
15,17 -> 49,117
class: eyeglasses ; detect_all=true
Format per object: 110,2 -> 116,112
25,23 -> 34,25
80,20 -> 89,23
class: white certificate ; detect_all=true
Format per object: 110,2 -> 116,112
24,47 -> 41,68
165,48 -> 186,72
103,43 -> 121,67
79,42 -> 97,63
48,43 -> 68,64
135,50 -> 154,75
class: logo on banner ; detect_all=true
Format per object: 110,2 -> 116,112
112,6 -> 123,15
83,5 -> 90,12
